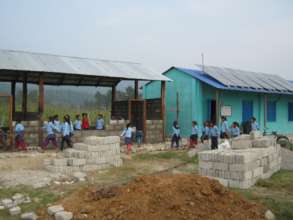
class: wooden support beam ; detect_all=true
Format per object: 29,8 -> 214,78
111,85 -> 116,119
143,100 -> 147,143
38,76 -> 44,146
8,95 -> 13,149
264,94 -> 267,129
161,81 -> 166,141
22,74 -> 28,118
128,100 -> 132,122
11,81 -> 16,116
134,80 -> 139,99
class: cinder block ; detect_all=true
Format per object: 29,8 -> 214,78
48,205 -> 64,216
252,137 -> 274,148
250,131 -> 262,140
52,159 -> 68,166
20,212 -> 38,220
9,206 -> 21,216
231,137 -> 252,150
55,211 -> 73,220
67,158 -> 86,166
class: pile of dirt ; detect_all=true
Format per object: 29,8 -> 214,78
50,174 -> 266,220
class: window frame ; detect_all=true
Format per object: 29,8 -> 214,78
267,101 -> 277,122
288,102 -> 293,122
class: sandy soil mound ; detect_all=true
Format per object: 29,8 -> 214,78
51,174 -> 265,220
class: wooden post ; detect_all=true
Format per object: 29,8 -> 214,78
134,80 -> 139,99
8,95 -> 13,149
215,90 -> 219,125
11,81 -> 16,118
38,76 -> 44,146
161,81 -> 166,141
143,100 -> 147,143
176,92 -> 179,122
111,85 -> 116,119
128,100 -> 132,123
22,74 -> 28,118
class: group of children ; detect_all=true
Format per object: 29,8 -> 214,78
73,113 -> 105,130
14,113 -> 105,151
171,116 -> 259,150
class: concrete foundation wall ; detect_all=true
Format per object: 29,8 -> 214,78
14,119 -> 164,147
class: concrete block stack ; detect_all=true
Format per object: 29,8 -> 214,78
146,120 -> 163,143
198,133 -> 281,189
45,136 -> 123,175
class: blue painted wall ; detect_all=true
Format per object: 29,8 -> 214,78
143,68 -> 293,137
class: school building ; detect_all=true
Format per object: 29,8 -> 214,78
143,65 -> 293,137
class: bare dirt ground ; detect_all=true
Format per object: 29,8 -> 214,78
39,174 -> 266,220
0,151 -> 64,187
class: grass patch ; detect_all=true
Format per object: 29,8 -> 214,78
0,185 -> 60,220
256,170 -> 293,192
133,151 -> 198,164
234,170 -> 293,220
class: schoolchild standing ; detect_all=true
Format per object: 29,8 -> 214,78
189,121 -> 198,148
15,120 -> 26,150
209,122 -> 219,150
250,117 -> 259,131
121,123 -> 133,155
60,115 -> 73,151
53,115 -> 61,131
201,121 -> 210,143
96,114 -> 105,130
171,121 -> 180,149
74,114 -> 82,130
230,122 -> 240,138
82,113 -> 90,130
220,116 -> 229,139
42,116 -> 59,149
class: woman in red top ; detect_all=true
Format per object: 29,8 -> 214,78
82,113 -> 90,129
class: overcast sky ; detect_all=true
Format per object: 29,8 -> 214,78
0,0 -> 292,79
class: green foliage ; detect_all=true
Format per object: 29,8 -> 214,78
256,170 -> 293,192
234,170 -> 293,220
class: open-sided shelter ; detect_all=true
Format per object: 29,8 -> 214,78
0,49 -> 170,147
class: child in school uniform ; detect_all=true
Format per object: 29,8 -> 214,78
230,121 -> 240,138
250,117 -> 259,131
60,115 -> 73,151
82,113 -> 90,130
220,116 -> 229,139
53,115 -> 61,132
209,122 -> 219,150
15,120 -> 26,150
121,123 -> 133,155
42,116 -> 59,150
74,114 -> 82,130
189,121 -> 198,148
96,114 -> 105,130
201,121 -> 210,143
171,121 -> 180,149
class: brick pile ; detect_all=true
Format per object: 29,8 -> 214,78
45,136 -> 123,175
145,120 -> 163,143
198,132 -> 281,189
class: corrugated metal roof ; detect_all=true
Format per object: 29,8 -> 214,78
199,65 -> 293,93
175,66 -> 293,95
0,49 -> 169,86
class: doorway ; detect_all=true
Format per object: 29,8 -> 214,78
207,99 -> 217,124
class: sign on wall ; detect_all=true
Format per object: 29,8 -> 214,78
221,106 -> 232,117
